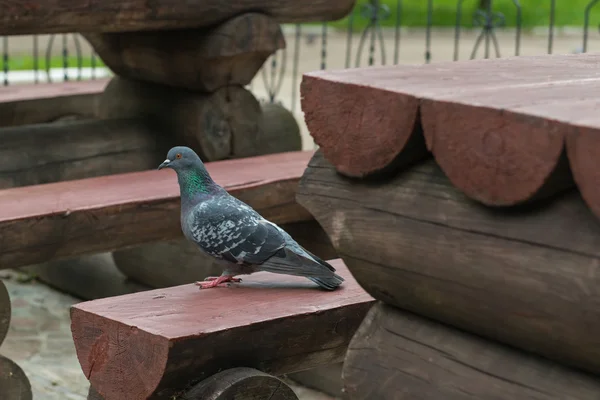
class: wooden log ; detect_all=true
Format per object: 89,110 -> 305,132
0,355 -> 33,400
297,150 -> 600,375
85,13 -> 285,92
0,117 -> 170,189
70,260 -> 374,400
181,368 -> 298,400
23,253 -> 149,301
0,280 -> 9,346
0,151 -> 313,269
344,303 -> 600,400
301,68 -> 427,179
0,0 -> 356,35
112,220 -> 336,288
567,131 -> 600,220
0,79 -> 106,127
301,53 -> 600,205
98,76 -> 262,161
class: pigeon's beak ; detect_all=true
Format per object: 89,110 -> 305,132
158,159 -> 171,170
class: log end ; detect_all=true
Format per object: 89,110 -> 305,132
300,74 -> 422,178
0,355 -> 32,400
70,307 -> 169,400
421,99 -> 568,206
181,368 -> 298,400
567,128 -> 600,219
0,280 -> 10,346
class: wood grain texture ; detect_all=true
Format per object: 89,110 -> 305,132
297,150 -> 600,375
0,280 -> 9,346
85,13 -> 285,92
0,151 -> 314,269
24,253 -> 149,301
301,69 -> 427,178
70,259 -> 374,400
0,117 -> 171,189
0,0 -> 356,35
300,53 -> 600,205
0,355 -> 32,400
98,76 -> 262,161
180,368 -> 298,400
567,129 -> 600,220
0,79 -> 106,127
343,302 -> 600,400
113,220 -> 336,289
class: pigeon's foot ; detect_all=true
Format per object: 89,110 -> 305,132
195,275 -> 242,289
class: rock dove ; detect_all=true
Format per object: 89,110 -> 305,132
158,146 -> 344,290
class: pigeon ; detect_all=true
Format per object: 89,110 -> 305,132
158,146 -> 344,290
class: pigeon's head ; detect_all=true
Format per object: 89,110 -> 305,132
158,146 -> 203,172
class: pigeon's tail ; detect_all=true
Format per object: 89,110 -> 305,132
258,241 -> 345,290
308,273 -> 344,291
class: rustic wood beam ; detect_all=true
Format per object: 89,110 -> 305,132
300,53 -> 600,206
0,151 -> 314,269
84,13 -> 285,92
70,259 -> 374,400
297,150 -> 600,375
344,303 -> 600,400
0,0 -> 356,35
0,117 -> 170,189
0,79 -> 107,127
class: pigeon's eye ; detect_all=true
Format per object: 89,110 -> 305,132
176,153 -> 182,159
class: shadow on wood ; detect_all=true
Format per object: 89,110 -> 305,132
70,260 -> 374,400
344,302 -> 600,400
24,253 -> 149,301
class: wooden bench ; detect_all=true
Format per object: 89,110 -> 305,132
0,151 -> 313,269
0,79 -> 107,127
71,259 -> 374,400
298,53 -> 600,399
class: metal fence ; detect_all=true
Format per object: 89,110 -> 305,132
2,0 -> 600,113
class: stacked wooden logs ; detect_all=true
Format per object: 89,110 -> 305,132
298,53 -> 600,399
0,281 -> 33,400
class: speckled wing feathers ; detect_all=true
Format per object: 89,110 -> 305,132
184,197 -> 285,265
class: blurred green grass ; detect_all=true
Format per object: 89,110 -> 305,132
2,55 -> 104,71
327,0 -> 600,30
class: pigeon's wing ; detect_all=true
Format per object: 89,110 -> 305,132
186,197 -> 286,265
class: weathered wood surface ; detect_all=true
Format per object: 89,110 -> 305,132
288,363 -> 342,398
0,280 -> 9,346
300,53 -> 600,206
99,76 -> 262,161
567,131 -> 600,221
71,260 -> 374,400
0,79 -> 105,127
0,355 -> 33,400
0,0 -> 356,35
85,13 -> 285,92
113,220 -> 335,288
181,368 -> 298,400
297,150 -> 600,375
0,151 -> 313,269
344,303 -> 600,400
251,102 -> 303,157
24,253 -> 149,301
0,117 -> 170,189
